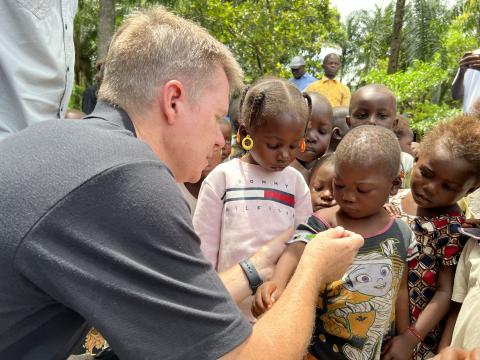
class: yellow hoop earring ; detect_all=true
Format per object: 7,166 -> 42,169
299,138 -> 306,153
241,135 -> 254,151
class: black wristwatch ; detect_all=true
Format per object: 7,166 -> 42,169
239,259 -> 263,294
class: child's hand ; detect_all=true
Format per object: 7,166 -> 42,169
462,218 -> 480,228
384,203 -> 402,217
381,333 -> 417,360
251,281 -> 283,318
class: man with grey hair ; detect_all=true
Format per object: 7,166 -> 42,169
0,6 -> 363,359
289,55 -> 317,91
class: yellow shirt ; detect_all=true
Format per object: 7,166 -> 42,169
305,76 -> 351,107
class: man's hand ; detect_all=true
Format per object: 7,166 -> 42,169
302,227 -> 364,284
460,51 -> 480,70
249,228 -> 293,281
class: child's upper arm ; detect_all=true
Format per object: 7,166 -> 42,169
290,210 -> 331,244
293,172 -> 313,227
193,169 -> 226,269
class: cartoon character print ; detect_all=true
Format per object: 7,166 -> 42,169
320,239 -> 401,360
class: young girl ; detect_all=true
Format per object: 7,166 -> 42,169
290,92 -> 333,182
193,78 -> 314,320
308,153 -> 336,212
253,126 -> 413,360
384,114 -> 480,359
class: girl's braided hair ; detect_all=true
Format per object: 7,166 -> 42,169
239,77 -> 311,132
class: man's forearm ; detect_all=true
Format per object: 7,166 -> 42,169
451,68 -> 466,100
222,254 -> 324,360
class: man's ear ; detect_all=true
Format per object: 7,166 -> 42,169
332,126 -> 342,140
346,115 -> 352,128
160,80 -> 185,125
390,174 -> 402,196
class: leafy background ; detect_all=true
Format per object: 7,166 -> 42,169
71,0 -> 480,134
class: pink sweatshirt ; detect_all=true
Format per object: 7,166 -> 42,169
193,158 -> 313,319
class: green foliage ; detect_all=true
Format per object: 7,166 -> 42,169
68,84 -> 86,111
357,0 -> 480,134
173,0 -> 344,81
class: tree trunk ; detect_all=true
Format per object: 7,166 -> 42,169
387,0 -> 406,74
98,0 -> 115,60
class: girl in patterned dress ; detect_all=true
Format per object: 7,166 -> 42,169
384,114 -> 480,359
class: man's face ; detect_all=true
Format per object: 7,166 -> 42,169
291,66 -> 306,79
172,67 -> 229,183
322,55 -> 341,79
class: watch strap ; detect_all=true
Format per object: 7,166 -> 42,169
239,259 -> 263,294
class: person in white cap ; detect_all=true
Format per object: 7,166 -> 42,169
289,55 -> 317,91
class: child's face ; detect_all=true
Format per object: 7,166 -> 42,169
220,123 -> 232,161
296,106 -> 332,163
410,146 -> 479,209
398,132 -> 414,156
334,161 -> 394,219
309,162 -> 336,211
246,113 -> 304,171
347,90 -> 397,129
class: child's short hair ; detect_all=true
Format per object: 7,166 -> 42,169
309,153 -> 335,184
420,114 -> 480,177
239,78 -> 311,131
336,125 -> 401,179
349,84 -> 397,114
393,115 -> 413,140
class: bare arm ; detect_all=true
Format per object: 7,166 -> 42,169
414,265 -> 455,339
451,68 -> 466,100
219,228 -> 291,304
220,227 -> 364,360
395,264 -> 410,335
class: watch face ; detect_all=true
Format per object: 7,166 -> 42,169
459,227 -> 480,240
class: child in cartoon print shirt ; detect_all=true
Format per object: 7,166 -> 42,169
252,126 -> 414,360
313,238 -> 406,360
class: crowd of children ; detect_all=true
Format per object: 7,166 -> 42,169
186,74 -> 480,359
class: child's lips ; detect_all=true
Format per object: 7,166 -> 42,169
413,191 -> 430,204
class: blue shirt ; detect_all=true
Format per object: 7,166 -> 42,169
289,73 -> 317,91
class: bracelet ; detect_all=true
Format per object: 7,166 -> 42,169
239,259 -> 263,295
407,324 -> 424,342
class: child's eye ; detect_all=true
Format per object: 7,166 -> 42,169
357,188 -> 370,194
378,114 -> 389,119
267,143 -> 280,149
419,167 -> 431,177
354,113 -> 368,120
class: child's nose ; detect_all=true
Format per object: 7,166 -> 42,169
321,189 -> 333,200
277,148 -> 290,163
